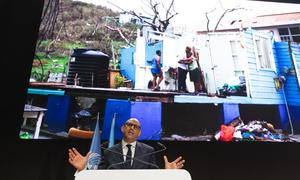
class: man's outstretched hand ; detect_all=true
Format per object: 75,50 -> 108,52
164,156 -> 185,169
68,148 -> 91,171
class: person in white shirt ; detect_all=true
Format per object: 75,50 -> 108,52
177,53 -> 189,93
179,46 -> 202,95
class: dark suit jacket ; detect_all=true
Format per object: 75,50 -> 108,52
99,141 -> 157,169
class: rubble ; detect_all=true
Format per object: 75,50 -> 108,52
162,117 -> 299,142
214,118 -> 296,142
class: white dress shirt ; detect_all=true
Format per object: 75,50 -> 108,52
177,55 -> 188,70
121,140 -> 137,165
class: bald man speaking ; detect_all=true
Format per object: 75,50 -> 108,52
68,118 -> 185,171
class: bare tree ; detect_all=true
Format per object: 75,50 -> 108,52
205,8 -> 216,32
108,0 -> 178,32
205,0 -> 245,32
213,7 -> 245,32
38,0 -> 60,43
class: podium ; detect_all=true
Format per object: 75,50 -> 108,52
75,169 -> 192,180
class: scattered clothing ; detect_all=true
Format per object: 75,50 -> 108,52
214,119 -> 295,142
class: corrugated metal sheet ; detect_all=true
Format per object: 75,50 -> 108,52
290,43 -> 300,88
275,42 -> 300,106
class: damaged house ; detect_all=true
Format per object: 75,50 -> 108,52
119,12 -> 300,139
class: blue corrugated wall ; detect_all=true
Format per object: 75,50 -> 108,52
275,42 -> 300,106
244,29 -> 284,104
275,42 -> 300,133
120,47 -> 136,86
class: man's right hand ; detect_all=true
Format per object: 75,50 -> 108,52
178,60 -> 184,64
68,148 -> 91,171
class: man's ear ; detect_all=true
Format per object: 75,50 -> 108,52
121,125 -> 125,133
137,130 -> 141,137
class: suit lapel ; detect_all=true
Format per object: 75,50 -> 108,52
114,143 -> 124,169
132,142 -> 142,169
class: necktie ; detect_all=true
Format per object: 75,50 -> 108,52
125,144 -> 132,168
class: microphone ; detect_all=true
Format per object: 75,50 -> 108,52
135,142 -> 166,159
111,142 -> 167,169
106,151 -> 159,169
99,142 -> 166,169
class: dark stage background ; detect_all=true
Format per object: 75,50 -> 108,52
2,1 -> 300,180
3,140 -> 300,180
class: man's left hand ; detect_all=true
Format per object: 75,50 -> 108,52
164,155 -> 185,169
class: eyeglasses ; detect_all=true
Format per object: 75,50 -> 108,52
125,122 -> 141,130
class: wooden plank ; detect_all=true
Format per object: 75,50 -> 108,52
250,98 -> 284,104
250,91 -> 283,99
28,88 -> 65,96
249,72 -> 278,79
248,68 -> 276,76
249,76 -> 277,84
250,85 -> 280,93
250,78 -> 277,85
250,86 -> 279,92
174,95 -> 253,104
251,89 -> 279,95
247,56 -> 257,64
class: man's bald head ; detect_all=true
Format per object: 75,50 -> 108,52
125,118 -> 141,126
121,118 -> 141,143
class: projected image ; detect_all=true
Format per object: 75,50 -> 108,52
20,0 -> 300,142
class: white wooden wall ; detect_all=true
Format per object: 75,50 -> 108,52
133,31 -> 248,94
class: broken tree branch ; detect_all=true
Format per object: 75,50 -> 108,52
213,7 -> 245,32
205,8 -> 216,32
104,25 -> 134,46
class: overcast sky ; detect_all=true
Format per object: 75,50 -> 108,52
76,0 -> 300,31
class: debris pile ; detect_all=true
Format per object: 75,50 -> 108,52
218,76 -> 246,96
214,118 -> 295,142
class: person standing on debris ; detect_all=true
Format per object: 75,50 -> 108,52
177,51 -> 189,93
192,47 -> 206,93
150,50 -> 163,91
179,46 -> 202,95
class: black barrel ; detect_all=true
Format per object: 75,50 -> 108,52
67,48 -> 110,87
